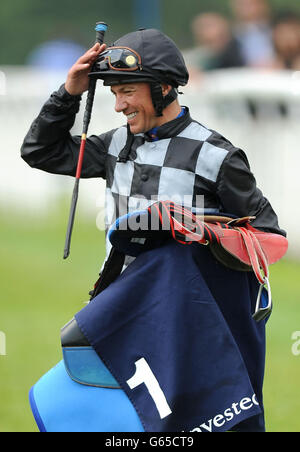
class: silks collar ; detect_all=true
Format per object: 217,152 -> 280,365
146,107 -> 187,142
117,107 -> 191,162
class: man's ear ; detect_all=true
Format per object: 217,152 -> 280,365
161,83 -> 172,97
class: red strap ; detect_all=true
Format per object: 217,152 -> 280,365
147,202 -> 283,288
238,227 -> 268,285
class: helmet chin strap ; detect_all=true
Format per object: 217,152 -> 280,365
150,83 -> 178,117
103,76 -> 178,117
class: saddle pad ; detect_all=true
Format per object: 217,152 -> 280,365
62,346 -> 120,388
29,360 -> 144,432
75,241 -> 264,432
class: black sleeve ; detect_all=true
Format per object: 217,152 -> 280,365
20,84 -> 109,179
217,148 -> 286,236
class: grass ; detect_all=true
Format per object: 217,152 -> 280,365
0,207 -> 299,432
0,206 -> 106,432
264,259 -> 300,432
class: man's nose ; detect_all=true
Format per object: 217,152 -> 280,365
114,95 -> 127,113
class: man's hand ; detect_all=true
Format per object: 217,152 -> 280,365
65,43 -> 106,96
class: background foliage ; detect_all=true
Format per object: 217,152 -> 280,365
1,0 -> 300,64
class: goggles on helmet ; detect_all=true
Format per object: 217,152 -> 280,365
96,46 -> 142,72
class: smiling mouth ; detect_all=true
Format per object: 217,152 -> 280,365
126,112 -> 138,120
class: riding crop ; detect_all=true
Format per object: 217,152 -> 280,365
63,21 -> 108,259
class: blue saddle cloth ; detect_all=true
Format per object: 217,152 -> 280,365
30,239 -> 267,432
74,240 -> 266,432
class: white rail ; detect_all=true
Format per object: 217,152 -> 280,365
0,66 -> 299,257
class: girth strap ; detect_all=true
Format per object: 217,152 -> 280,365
145,201 -> 287,321
100,201 -> 288,321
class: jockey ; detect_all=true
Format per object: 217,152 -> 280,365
21,27 -> 285,255
21,28 -> 286,433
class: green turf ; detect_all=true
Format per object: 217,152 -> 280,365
0,207 -> 299,432
264,259 -> 300,432
0,206 -> 106,432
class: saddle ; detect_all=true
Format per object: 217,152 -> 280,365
93,201 -> 288,322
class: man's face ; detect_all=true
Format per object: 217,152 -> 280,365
111,82 -> 159,134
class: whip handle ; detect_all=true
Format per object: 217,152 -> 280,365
63,21 -> 108,260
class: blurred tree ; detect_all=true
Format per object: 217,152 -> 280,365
0,0 -> 132,64
133,0 -> 162,29
1,0 -> 300,64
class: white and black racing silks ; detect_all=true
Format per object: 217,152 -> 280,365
21,84 -> 286,251
21,84 -> 286,432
